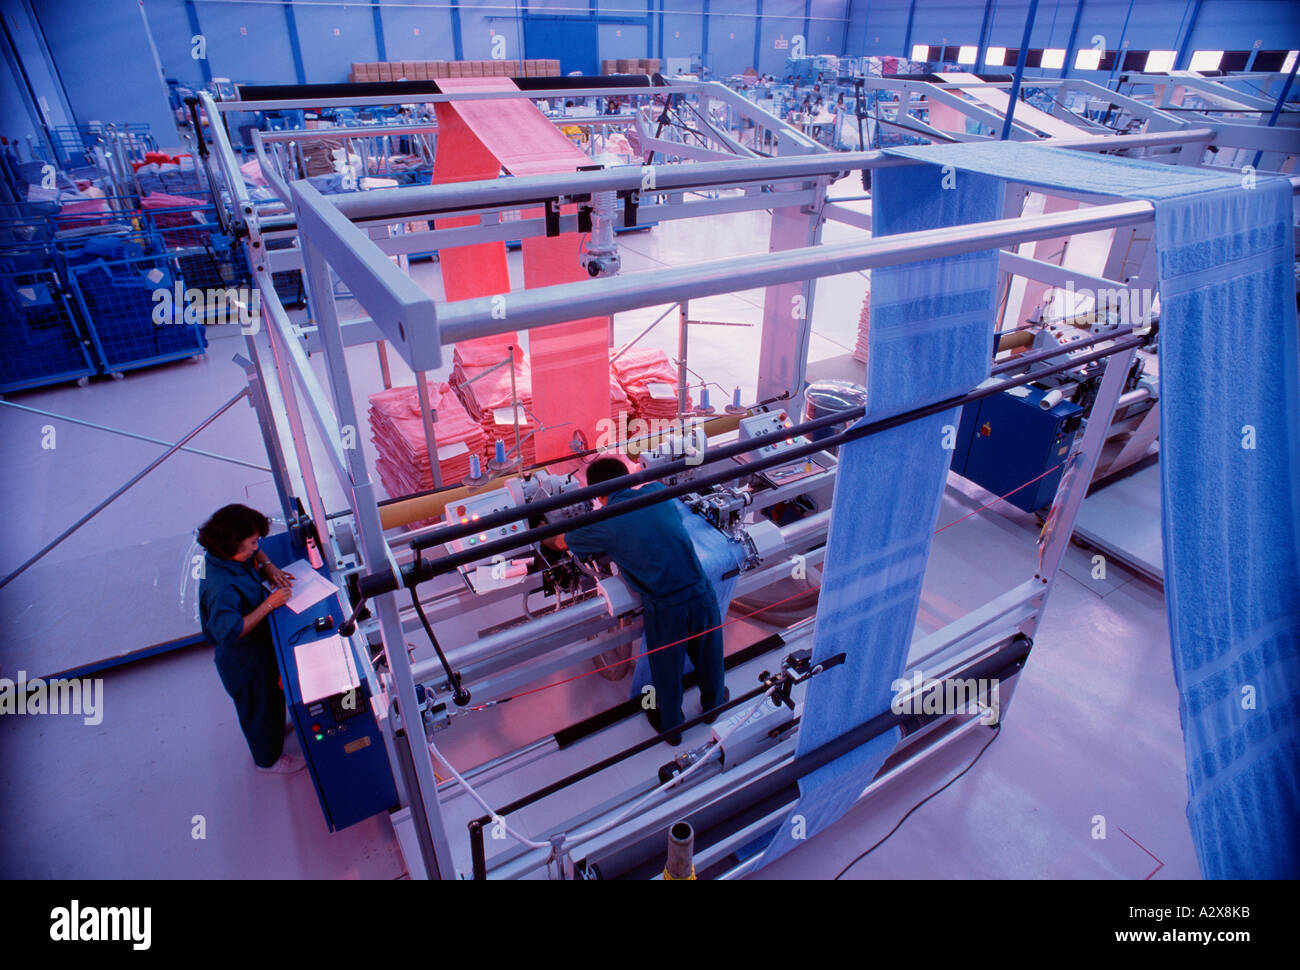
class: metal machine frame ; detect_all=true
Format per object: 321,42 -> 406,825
193,76 -> 1299,879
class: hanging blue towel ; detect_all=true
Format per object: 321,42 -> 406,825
756,163 -> 1005,867
888,142 -> 1300,877
1148,178 -> 1299,879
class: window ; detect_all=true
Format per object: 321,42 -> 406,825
1189,50 -> 1223,72
985,46 -> 1007,66
1075,48 -> 1103,71
1144,49 -> 1177,72
911,44 -> 930,61
958,45 -> 978,65
1041,48 -> 1066,69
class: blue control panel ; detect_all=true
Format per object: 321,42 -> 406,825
952,386 -> 1084,513
261,533 -> 398,832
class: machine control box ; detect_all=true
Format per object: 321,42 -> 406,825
262,533 -> 398,833
443,487 -> 527,554
738,409 -> 810,459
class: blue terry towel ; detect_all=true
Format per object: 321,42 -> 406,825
774,140 -> 1299,878
1149,177 -> 1300,879
756,162 -> 1004,868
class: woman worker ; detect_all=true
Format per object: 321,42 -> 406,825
197,504 -> 305,774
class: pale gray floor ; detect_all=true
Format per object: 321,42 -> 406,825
0,199 -> 1193,879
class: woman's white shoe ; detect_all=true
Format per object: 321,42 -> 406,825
256,753 -> 306,774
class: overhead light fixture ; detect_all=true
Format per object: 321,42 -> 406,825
1189,50 -> 1224,71
958,45 -> 977,64
1041,48 -> 1066,69
1145,49 -> 1177,72
985,46 -> 1007,66
1075,48 -> 1103,70
911,44 -> 931,61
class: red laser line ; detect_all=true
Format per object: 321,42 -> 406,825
1118,826 -> 1166,880
465,461 -> 1069,711
469,585 -> 819,709
934,461 -> 1066,534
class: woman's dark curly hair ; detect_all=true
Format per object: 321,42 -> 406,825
197,504 -> 270,559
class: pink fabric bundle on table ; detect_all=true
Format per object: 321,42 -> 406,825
450,334 -> 537,465
610,347 -> 691,422
368,380 -> 486,498
609,371 -> 632,423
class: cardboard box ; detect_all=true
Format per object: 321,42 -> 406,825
427,61 -> 446,78
377,62 -> 393,81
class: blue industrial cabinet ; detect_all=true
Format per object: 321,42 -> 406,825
952,386 -> 1083,513
260,533 -> 399,832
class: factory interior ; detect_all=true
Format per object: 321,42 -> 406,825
1,0 -> 1298,889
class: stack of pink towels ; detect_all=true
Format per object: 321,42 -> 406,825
368,380 -> 486,497
610,348 -> 691,422
852,289 -> 870,364
450,334 -> 537,466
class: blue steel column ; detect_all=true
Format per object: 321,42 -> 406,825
1061,0 -> 1085,78
450,0 -> 463,62
1000,0 -> 1040,140
1106,0 -> 1135,89
1252,56 -> 1299,169
974,0 -> 994,74
701,0 -> 710,72
1173,0 -> 1204,71
282,2 -> 306,84
372,0 -> 387,63
184,1 -> 213,83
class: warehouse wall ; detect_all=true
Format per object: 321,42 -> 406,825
126,1 -> 851,87
26,0 -> 175,140
850,0 -> 1299,76
11,0 -> 1296,156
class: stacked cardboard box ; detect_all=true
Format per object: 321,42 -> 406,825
348,59 -> 561,82
601,58 -> 661,75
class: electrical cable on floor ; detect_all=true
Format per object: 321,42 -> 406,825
834,722 -> 1002,880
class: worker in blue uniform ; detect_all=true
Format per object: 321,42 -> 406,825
197,504 -> 305,774
550,458 -> 729,746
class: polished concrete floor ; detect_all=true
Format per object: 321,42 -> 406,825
0,197 -> 1193,880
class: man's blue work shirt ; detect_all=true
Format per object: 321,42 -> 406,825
565,482 -> 710,605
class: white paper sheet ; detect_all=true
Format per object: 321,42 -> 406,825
294,634 -> 361,704
271,558 -> 339,614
